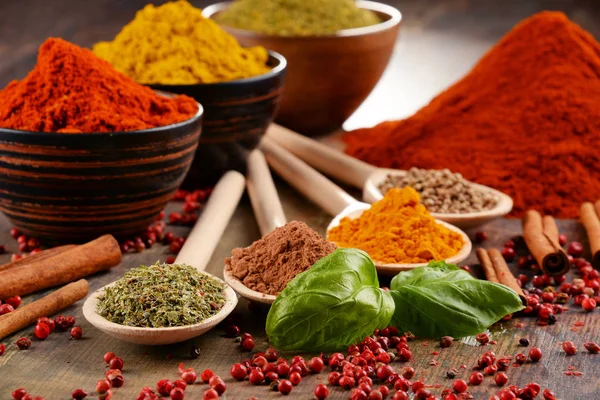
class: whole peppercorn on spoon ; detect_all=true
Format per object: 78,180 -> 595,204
266,124 -> 512,229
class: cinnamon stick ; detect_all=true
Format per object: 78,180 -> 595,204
582,202 -> 600,267
488,248 -> 527,305
0,280 -> 88,339
476,248 -> 499,283
0,245 -> 77,273
0,235 -> 120,299
523,210 -> 569,276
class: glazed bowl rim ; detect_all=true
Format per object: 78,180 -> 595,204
0,96 -> 203,137
148,50 -> 287,89
203,0 -> 402,39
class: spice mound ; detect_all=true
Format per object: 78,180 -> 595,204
215,0 -> 381,36
327,187 -> 464,264
97,263 -> 226,328
378,168 -> 498,214
225,221 -> 336,295
93,0 -> 270,85
0,38 -> 197,133
343,11 -> 600,218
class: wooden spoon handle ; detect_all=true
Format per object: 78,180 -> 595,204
247,149 -> 287,236
266,123 -> 376,188
175,171 -> 246,270
262,136 -> 358,216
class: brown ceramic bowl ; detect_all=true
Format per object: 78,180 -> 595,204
204,1 -> 401,135
0,102 -> 203,242
149,51 -> 286,187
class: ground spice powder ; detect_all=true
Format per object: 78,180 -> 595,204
225,221 -> 336,295
327,187 -> 464,264
0,38 -> 197,133
343,11 -> 600,218
93,0 -> 270,84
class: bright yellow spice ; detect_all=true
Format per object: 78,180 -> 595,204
327,187 -> 464,264
92,1 -> 270,85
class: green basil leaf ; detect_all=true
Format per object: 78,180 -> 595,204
391,261 -> 472,289
390,279 -> 524,338
266,248 -> 394,351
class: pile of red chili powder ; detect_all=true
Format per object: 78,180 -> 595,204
344,11 -> 600,218
0,38 -> 197,133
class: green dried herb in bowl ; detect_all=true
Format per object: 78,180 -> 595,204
97,262 -> 226,328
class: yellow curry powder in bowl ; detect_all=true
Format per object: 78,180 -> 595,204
92,0 -> 270,85
327,187 -> 465,264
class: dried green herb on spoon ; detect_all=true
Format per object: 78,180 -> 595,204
97,262 -> 226,328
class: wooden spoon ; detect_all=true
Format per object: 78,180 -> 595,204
223,150 -> 283,305
266,124 -> 513,229
82,171 -> 244,345
261,137 -> 472,274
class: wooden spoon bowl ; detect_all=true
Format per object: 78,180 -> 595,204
82,276 -> 238,345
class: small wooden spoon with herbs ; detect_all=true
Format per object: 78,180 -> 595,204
223,150 -> 282,305
82,171 -> 244,345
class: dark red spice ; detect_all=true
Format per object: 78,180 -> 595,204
71,389 -> 88,400
34,323 -> 50,340
567,242 -> 583,257
314,384 -> 329,399
0,343 -> 6,356
474,231 -> 488,243
249,369 -> 265,385
469,372 -> 483,386
12,389 -> 27,400
5,296 -> 21,309
230,363 -> 247,381
562,341 -> 577,355
70,326 -> 83,340
208,376 -> 226,395
156,380 -> 173,396
278,379 -> 293,395
452,379 -> 467,393
440,336 -> 454,348
203,389 -> 218,400
0,304 -> 14,315
584,342 -> 600,353
16,337 -> 31,350
529,347 -> 543,362
103,352 -> 116,363
309,356 -> 324,373
95,380 -> 110,394
495,373 -> 509,386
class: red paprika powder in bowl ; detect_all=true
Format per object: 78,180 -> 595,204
0,38 -> 203,241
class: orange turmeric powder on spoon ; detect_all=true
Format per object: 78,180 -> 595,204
327,187 -> 464,264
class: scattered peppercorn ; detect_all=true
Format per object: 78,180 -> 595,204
0,343 -> 6,356
529,347 -> 543,362
495,373 -> 509,386
584,342 -> 600,354
34,323 -> 51,340
71,389 -> 88,400
452,379 -> 467,393
16,337 -> 31,350
446,368 -> 458,379
103,352 -> 116,363
314,383 -> 329,399
440,336 -> 454,348
519,338 -> 530,347
278,379 -> 293,395
476,333 -> 490,345
70,326 -> 83,340
469,372 -> 483,385
562,341 -> 577,355
567,242 -> 583,257
475,231 -> 488,243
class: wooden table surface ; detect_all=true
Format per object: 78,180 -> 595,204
1,0 -> 600,399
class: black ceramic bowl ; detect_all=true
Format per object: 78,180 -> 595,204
0,104 -> 203,242
150,51 -> 286,187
